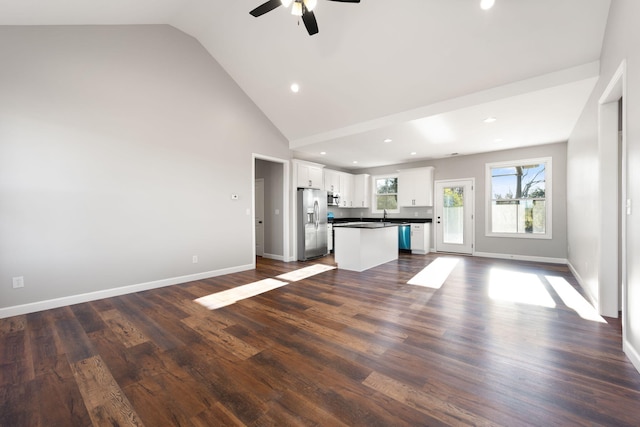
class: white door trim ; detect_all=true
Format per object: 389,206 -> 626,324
255,178 -> 265,257
252,154 -> 290,266
598,60 -> 631,367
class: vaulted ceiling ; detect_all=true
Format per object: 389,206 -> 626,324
0,0 -> 611,169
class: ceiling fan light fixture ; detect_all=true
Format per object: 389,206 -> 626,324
291,1 -> 303,16
480,0 -> 495,10
281,0 -> 293,7
303,0 -> 317,12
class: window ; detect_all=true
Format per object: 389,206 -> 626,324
372,175 -> 399,213
486,157 -> 552,239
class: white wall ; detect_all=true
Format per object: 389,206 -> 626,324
357,142 -> 568,261
0,25 -> 290,315
567,0 -> 640,371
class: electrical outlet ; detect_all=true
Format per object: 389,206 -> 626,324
192,255 -> 198,264
12,276 -> 24,289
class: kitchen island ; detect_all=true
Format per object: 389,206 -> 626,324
333,222 -> 399,272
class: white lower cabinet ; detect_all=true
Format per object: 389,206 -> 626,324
410,223 -> 431,254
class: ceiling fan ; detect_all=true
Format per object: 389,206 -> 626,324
250,0 -> 361,36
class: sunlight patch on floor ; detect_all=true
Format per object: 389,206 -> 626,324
194,264 -> 336,310
194,278 -> 288,310
276,264 -> 336,282
546,275 -> 606,323
408,257 -> 459,289
488,268 -> 556,308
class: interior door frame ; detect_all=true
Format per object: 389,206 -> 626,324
434,178 -> 475,254
597,60 -> 627,325
255,178 -> 265,257
252,154 -> 290,266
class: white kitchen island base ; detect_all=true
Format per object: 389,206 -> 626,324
334,224 -> 399,272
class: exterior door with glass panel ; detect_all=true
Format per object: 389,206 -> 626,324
435,179 -> 474,254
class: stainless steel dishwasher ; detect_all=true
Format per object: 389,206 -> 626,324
398,224 -> 411,251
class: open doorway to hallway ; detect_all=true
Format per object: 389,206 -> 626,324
254,156 -> 289,261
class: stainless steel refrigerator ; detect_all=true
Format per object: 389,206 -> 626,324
297,188 -> 328,261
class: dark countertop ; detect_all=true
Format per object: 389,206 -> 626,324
333,222 -> 400,229
329,217 -> 432,224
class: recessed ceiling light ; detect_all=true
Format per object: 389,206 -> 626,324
352,160 -> 358,164
494,138 -> 503,142
480,0 -> 495,10
383,138 -> 392,143
410,152 -> 417,156
320,151 -> 326,155
290,83 -> 300,93
483,116 -> 497,123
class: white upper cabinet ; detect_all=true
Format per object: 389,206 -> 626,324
319,168 -> 370,208
352,174 -> 370,208
324,169 -> 341,193
295,161 -> 324,189
339,172 -> 354,207
398,167 -> 434,207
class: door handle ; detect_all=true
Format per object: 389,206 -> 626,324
313,200 -> 319,229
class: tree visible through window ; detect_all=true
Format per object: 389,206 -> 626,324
373,176 -> 398,212
487,158 -> 551,237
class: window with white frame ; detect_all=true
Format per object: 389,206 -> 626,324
372,175 -> 399,213
486,157 -> 552,239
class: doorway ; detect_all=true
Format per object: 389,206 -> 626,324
253,155 -> 289,263
434,179 -> 474,254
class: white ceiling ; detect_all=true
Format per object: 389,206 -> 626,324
0,0 -> 611,169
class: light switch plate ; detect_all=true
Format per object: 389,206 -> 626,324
12,276 -> 24,289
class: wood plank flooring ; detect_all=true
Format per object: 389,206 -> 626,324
2,254 -> 640,426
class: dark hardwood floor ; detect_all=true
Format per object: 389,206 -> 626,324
2,253 -> 640,426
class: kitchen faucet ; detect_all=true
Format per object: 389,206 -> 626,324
383,209 -> 387,221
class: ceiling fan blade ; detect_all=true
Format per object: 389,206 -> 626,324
250,0 -> 282,17
302,9 -> 319,35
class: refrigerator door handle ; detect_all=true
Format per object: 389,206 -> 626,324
314,200 -> 319,229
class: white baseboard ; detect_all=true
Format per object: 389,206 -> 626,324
0,263 -> 254,319
262,253 -> 285,261
473,251 -> 567,265
624,338 -> 640,375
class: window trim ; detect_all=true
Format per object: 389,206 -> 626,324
371,174 -> 400,214
485,157 -> 552,239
